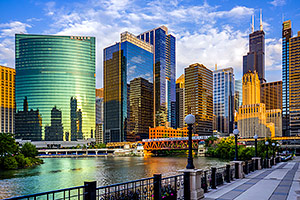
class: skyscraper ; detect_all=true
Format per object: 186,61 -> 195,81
213,67 -> 234,135
185,63 -> 213,135
243,13 -> 265,83
237,71 -> 281,138
104,32 -> 153,143
0,65 -> 15,133
137,26 -> 176,128
234,79 -> 243,112
15,34 -> 95,140
176,74 -> 185,128
70,97 -> 83,141
128,77 -> 153,141
289,31 -> 300,136
261,81 -> 282,110
282,20 -> 292,136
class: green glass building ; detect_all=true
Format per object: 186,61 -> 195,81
15,34 -> 95,141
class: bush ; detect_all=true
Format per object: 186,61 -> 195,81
3,156 -> 18,170
21,143 -> 38,158
15,154 -> 26,168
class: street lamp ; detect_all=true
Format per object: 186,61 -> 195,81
276,143 -> 280,156
185,114 -> 195,169
253,134 -> 258,157
265,141 -> 269,159
272,143 -> 275,165
233,129 -> 239,161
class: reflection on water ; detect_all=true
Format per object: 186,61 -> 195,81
0,156 -> 228,199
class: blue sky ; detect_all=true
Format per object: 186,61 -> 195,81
1,0 -> 300,88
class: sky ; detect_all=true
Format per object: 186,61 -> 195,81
1,0 -> 300,88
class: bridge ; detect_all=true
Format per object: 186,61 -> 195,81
141,136 -> 210,151
37,148 -> 116,157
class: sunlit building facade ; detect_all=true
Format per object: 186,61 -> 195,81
137,26 -> 176,128
289,31 -> 300,136
15,34 -> 95,141
0,65 -> 15,133
237,71 -> 281,138
213,67 -> 234,135
149,126 -> 188,139
185,63 -> 213,135
176,74 -> 185,128
104,32 -> 153,143
261,81 -> 282,110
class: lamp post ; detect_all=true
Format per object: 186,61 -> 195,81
253,134 -> 258,157
272,143 -> 275,158
233,129 -> 239,161
276,143 -> 280,157
265,141 -> 269,159
185,114 -> 195,169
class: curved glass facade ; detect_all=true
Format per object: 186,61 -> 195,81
15,34 -> 95,140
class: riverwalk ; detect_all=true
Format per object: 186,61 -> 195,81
204,157 -> 300,200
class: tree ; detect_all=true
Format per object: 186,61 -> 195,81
21,143 -> 38,158
0,133 -> 19,157
3,156 -> 18,170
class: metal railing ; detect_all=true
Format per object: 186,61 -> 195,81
5,185 -> 85,200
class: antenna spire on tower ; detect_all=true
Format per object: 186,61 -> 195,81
260,9 -> 263,31
251,15 -> 254,32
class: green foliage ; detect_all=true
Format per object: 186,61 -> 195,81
3,156 -> 18,170
0,133 -> 43,170
0,133 -> 19,157
21,143 -> 38,158
15,153 -> 26,168
204,136 -> 218,147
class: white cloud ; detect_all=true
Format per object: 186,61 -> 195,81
0,21 -> 31,68
269,0 -> 286,6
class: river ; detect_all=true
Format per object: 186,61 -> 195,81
0,156 -> 228,199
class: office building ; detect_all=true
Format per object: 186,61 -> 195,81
149,126 -> 188,139
282,20 -> 293,136
104,32 -> 153,142
176,74 -> 185,128
95,123 -> 104,143
234,79 -> 243,112
96,88 -> 104,98
0,65 -> 15,133
289,31 -> 300,136
15,97 -> 42,141
15,34 -> 95,140
185,63 -> 213,135
237,71 -> 281,138
213,67 -> 234,135
45,106 -> 64,141
128,77 -> 153,141
137,26 -> 176,128
243,13 -> 265,83
261,81 -> 282,110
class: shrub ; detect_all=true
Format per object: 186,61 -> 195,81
15,153 -> 26,168
3,156 -> 18,170
21,143 -> 38,158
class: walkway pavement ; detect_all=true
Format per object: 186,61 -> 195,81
204,157 -> 300,200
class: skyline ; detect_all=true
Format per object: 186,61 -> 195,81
1,0 -> 300,88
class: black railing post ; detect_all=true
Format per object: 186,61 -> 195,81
154,174 -> 162,200
184,172 -> 190,200
84,181 -> 96,200
235,163 -> 239,179
255,159 -> 258,170
202,171 -> 208,193
245,161 -> 248,174
226,165 -> 231,183
211,167 -> 216,189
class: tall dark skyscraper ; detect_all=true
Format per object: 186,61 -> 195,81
137,26 -> 176,128
45,106 -> 64,141
282,20 -> 292,136
243,14 -> 265,83
128,77 -> 153,141
70,97 -> 83,141
104,32 -> 153,143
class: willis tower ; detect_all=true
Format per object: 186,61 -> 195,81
243,11 -> 265,83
